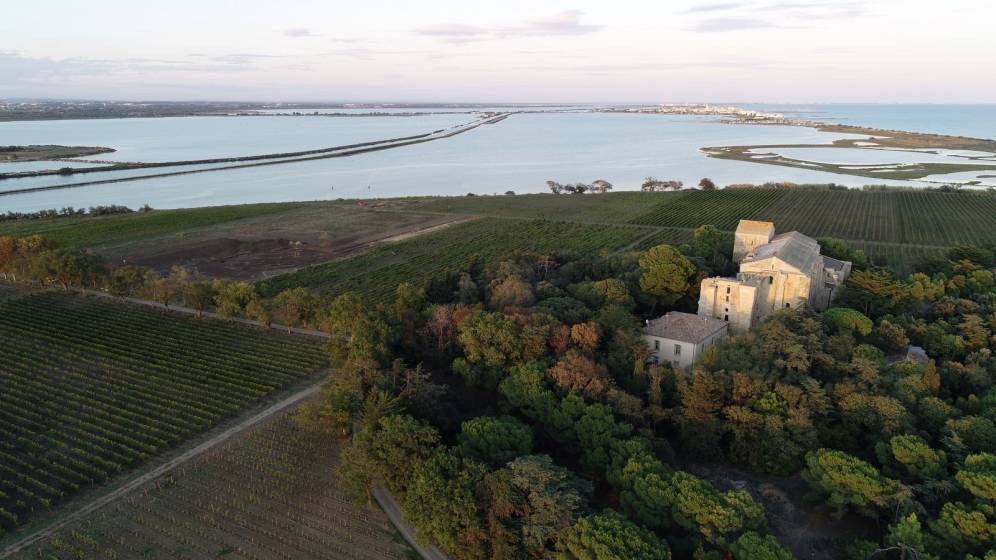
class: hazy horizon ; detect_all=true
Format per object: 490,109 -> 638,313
4,0 -> 995,104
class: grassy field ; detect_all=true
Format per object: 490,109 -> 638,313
257,217 -> 649,300
0,293 -> 325,536
16,406 -> 408,560
0,203 -> 303,248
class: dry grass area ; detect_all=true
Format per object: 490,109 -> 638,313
14,403 -> 409,560
105,204 -> 463,280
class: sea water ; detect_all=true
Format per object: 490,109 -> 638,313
2,106 -> 994,213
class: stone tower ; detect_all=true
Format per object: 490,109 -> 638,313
732,220 -> 775,263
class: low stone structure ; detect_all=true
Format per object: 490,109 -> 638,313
888,345 -> 930,367
642,311 -> 728,371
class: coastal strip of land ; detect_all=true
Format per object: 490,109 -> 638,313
0,145 -> 115,162
700,124 -> 996,182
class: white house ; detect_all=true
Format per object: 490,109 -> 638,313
643,311 -> 728,371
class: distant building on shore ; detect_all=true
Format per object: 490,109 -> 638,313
698,220 -> 852,332
642,311 -> 728,370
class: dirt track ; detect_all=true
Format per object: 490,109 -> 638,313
1,292 -> 449,559
0,384 -> 322,558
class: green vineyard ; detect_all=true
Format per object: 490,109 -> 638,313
404,191 -> 680,224
0,293 -> 325,536
629,189 -> 787,230
256,218 -> 648,300
19,409 -> 405,560
630,188 -> 996,247
632,227 -> 694,251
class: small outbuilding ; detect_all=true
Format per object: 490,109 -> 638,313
643,311 -> 728,371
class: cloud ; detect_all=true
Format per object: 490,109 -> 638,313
0,50 -> 283,88
693,17 -> 775,32
413,10 -> 601,43
520,55 -> 784,75
416,23 -> 489,38
524,10 -> 601,36
683,2 -> 748,13
756,1 -> 865,18
322,47 -> 434,61
207,53 -> 285,65
684,1 -> 866,32
284,27 -> 319,37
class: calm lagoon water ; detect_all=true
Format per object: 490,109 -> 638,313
744,104 -> 996,139
0,113 -> 472,163
2,106 -> 994,213
0,160 -> 104,173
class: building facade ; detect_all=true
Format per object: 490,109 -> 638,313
642,311 -> 728,370
698,220 -> 852,332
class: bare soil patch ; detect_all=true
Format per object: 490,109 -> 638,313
103,204 -> 463,281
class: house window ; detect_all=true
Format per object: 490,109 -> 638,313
785,302 -> 791,308
672,360 -> 680,369
769,277 -> 774,285
653,340 -> 660,350
725,295 -> 730,302
674,344 -> 681,356
726,287 -> 731,294
724,314 -> 729,321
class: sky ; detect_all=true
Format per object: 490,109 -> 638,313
2,0 -> 994,103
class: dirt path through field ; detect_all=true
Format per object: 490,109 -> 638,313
373,486 -> 450,560
0,384 -> 322,558
377,216 -> 473,243
1,292 -> 449,560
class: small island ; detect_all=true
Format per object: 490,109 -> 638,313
1,144 -> 115,162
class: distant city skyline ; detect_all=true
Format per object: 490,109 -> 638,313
3,0 -> 994,103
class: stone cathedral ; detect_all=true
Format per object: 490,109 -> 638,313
697,220 -> 852,332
